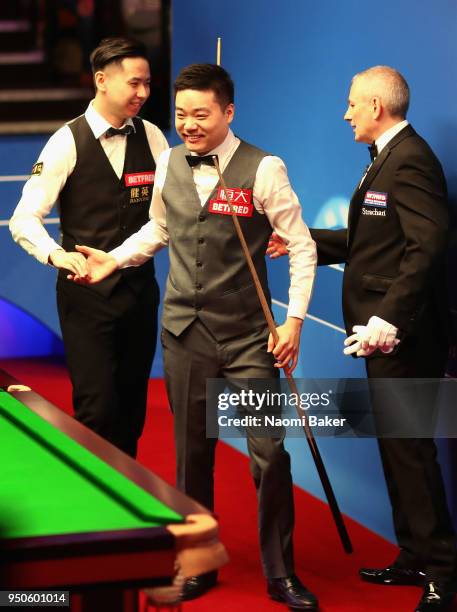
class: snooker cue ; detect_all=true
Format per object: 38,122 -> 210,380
212,156 -> 353,554
216,37 -> 222,66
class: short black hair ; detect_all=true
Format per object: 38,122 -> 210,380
90,36 -> 148,73
174,64 -> 234,108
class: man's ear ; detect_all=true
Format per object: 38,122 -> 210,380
225,103 -> 235,124
94,70 -> 106,93
372,96 -> 382,120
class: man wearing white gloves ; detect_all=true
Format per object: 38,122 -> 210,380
268,66 -> 456,611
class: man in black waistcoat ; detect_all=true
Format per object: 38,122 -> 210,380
268,66 -> 457,611
10,37 -> 169,457
68,64 -> 319,610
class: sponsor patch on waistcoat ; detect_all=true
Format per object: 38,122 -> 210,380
209,187 -> 253,217
124,171 -> 155,187
129,185 -> 151,204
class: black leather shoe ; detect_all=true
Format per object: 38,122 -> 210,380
181,571 -> 218,601
415,581 -> 457,611
359,565 -> 426,586
267,574 -> 318,610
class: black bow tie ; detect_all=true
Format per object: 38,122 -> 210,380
185,154 -> 218,168
105,125 -> 134,138
368,143 -> 378,162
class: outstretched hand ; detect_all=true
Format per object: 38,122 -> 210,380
66,245 -> 118,284
266,232 -> 288,259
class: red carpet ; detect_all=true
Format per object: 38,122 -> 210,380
2,356 -> 456,612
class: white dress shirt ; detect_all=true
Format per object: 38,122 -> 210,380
359,120 -> 409,187
9,102 -> 169,264
375,120 -> 409,155
111,129 -> 317,320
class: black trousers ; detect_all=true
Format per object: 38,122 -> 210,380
57,277 -> 159,457
366,330 -> 457,581
161,319 -> 295,578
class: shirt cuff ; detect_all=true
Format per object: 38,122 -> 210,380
41,242 -> 64,266
287,300 -> 307,320
110,245 -> 133,269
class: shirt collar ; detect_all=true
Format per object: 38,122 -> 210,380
187,129 -> 239,166
375,119 -> 409,154
84,101 -> 136,140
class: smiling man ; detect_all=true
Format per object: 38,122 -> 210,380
70,63 -> 317,609
9,37 -> 168,457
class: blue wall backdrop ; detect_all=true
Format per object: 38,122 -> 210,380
0,0 -> 456,543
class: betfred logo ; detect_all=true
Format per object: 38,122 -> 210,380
124,172 -> 155,187
209,201 -> 253,216
364,191 -> 388,208
209,187 -> 253,217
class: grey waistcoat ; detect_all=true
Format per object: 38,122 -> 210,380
161,140 -> 273,341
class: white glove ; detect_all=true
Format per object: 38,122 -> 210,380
361,316 -> 398,352
343,325 -> 375,357
343,321 -> 400,357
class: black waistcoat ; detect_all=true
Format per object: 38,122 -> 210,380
58,115 -> 156,296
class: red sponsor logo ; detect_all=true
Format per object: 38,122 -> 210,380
208,187 -> 253,217
124,171 -> 155,187
364,191 -> 387,207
